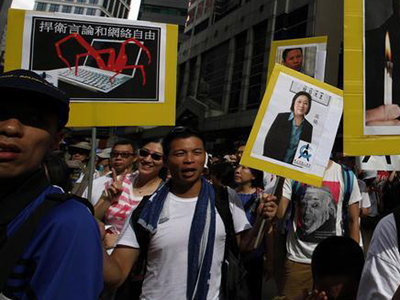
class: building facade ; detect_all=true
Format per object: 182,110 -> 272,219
34,0 -> 131,18
138,0 -> 189,45
156,0 -> 343,152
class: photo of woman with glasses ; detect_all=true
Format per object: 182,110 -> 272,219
263,91 -> 313,164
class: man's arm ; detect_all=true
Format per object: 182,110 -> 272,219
103,246 -> 140,288
348,202 -> 360,244
239,194 -> 277,252
99,220 -> 141,289
277,196 -> 290,219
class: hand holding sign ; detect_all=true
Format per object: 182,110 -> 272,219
257,193 -> 278,222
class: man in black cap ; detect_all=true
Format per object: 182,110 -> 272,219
0,69 -> 103,300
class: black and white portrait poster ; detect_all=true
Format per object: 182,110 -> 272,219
295,186 -> 337,242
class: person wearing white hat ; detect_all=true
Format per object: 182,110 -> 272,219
96,148 -> 111,177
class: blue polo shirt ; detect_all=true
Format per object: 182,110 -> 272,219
2,173 -> 103,300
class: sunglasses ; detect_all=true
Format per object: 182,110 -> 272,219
139,149 -> 163,161
110,152 -> 134,158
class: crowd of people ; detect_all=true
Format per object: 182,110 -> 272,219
2,68 -> 400,300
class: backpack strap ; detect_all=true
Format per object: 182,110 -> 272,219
131,195 -> 152,274
392,207 -> 400,254
341,165 -> 354,236
214,186 -> 240,257
0,192 -> 81,292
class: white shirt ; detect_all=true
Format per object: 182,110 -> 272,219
357,214 -> 400,300
263,172 -> 277,194
82,172 -> 113,206
282,161 -> 361,263
118,190 -> 251,300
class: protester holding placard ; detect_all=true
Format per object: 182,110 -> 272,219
276,160 -> 362,299
102,127 -> 278,300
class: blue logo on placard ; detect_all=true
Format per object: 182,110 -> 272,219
298,144 -> 312,162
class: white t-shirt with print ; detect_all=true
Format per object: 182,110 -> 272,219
357,214 -> 400,300
282,161 -> 362,264
118,190 -> 251,300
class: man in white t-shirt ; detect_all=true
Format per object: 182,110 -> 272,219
83,139 -> 137,206
102,127 -> 278,300
357,212 -> 400,300
276,160 -> 362,299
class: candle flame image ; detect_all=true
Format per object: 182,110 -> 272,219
385,31 -> 392,64
384,31 -> 393,105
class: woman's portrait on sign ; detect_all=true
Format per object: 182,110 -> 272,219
263,91 -> 313,164
248,68 -> 343,181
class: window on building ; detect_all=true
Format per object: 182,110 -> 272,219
36,3 -> 47,11
77,0 -> 86,3
75,7 -> 84,14
103,0 -> 109,9
62,5 -> 72,13
199,42 -> 229,107
89,0 -> 98,3
177,63 -> 186,105
194,19 -> 208,35
247,20 -> 268,109
87,8 -> 96,15
274,5 -> 308,40
64,0 -> 73,2
49,4 -> 60,12
187,58 -> 197,97
229,31 -> 247,112
118,6 -> 125,18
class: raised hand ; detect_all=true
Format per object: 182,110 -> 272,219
106,168 -> 128,202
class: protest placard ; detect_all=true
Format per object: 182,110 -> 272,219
344,0 -> 400,155
267,36 -> 327,82
356,155 -> 400,171
241,64 -> 343,187
5,9 -> 178,127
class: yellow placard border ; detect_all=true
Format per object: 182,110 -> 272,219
5,9 -> 177,127
267,36 -> 328,82
343,0 -> 400,155
241,64 -> 343,187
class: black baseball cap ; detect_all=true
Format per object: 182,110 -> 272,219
0,69 -> 70,128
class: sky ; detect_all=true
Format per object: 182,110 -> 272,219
10,0 -> 141,19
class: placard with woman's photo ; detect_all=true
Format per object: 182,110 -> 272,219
241,65 -> 343,186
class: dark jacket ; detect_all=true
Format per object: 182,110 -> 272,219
263,112 -> 313,162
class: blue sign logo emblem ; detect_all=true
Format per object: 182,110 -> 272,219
298,144 -> 312,162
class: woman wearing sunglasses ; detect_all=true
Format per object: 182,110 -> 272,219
95,139 -> 165,250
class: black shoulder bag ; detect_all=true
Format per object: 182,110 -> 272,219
215,186 -> 251,300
